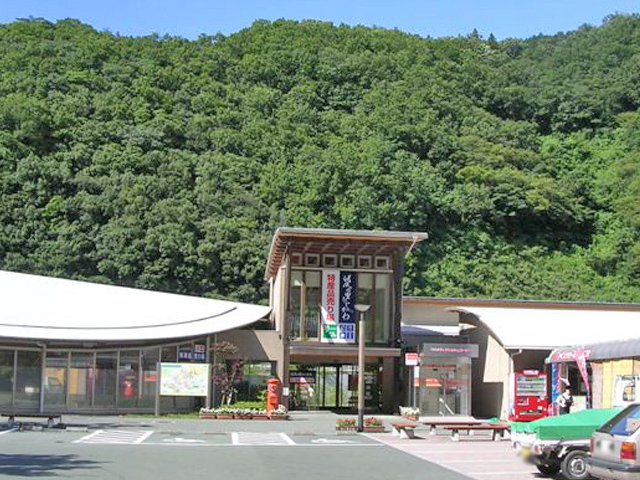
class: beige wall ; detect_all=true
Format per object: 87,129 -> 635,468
217,330 -> 284,366
467,325 -> 513,419
401,304 -> 459,327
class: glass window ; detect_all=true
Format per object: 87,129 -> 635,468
15,350 -> 41,408
140,348 -> 159,408
68,352 -> 93,408
375,274 -> 391,343
289,270 -> 303,339
0,350 -> 14,406
95,352 -> 117,407
161,346 -> 177,362
356,273 -> 374,343
234,361 -> 275,402
44,352 -> 68,407
305,272 -> 321,339
599,404 -> 640,436
118,350 -> 139,408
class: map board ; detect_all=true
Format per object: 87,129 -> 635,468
159,363 -> 210,397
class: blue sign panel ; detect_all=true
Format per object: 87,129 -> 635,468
339,271 -> 356,324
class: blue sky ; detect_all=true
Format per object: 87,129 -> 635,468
1,0 -> 639,40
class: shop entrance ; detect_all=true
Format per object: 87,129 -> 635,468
289,363 -> 382,411
419,360 -> 471,416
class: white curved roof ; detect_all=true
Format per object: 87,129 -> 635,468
453,306 -> 640,350
0,270 -> 270,342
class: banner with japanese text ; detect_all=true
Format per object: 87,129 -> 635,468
321,270 -> 356,344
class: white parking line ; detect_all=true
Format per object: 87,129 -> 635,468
0,428 -> 17,436
279,433 -> 295,445
74,429 -> 154,445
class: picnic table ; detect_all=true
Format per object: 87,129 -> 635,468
390,422 -> 417,439
1,413 -> 62,429
442,422 -> 511,442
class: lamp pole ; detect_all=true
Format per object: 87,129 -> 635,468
355,304 -> 371,433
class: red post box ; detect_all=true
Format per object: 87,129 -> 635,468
266,377 -> 281,416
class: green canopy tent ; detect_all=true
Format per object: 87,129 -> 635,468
511,408 -> 622,440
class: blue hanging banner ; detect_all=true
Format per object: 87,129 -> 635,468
340,271 -> 356,324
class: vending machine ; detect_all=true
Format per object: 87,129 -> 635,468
509,370 -> 548,422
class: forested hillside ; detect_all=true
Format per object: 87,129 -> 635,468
1,15 -> 639,303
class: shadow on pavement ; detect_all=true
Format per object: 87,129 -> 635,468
0,454 -> 101,477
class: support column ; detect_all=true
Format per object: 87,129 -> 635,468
382,357 -> 395,414
39,345 -> 46,413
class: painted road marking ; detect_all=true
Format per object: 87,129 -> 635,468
162,438 -> 206,444
0,428 -> 17,436
312,438 -> 355,444
235,432 -> 294,446
74,429 -> 154,445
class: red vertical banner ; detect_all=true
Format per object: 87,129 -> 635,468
575,346 -> 591,402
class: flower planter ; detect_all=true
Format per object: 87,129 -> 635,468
216,414 -> 235,420
363,426 -> 385,433
269,414 -> 288,420
236,414 -> 253,420
199,413 -> 216,419
253,414 -> 270,420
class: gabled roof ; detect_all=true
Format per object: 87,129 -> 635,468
265,227 -> 428,279
0,270 -> 270,342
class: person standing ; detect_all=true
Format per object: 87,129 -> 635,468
557,387 -> 574,415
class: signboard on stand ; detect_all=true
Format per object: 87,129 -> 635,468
159,363 -> 210,397
321,270 -> 356,344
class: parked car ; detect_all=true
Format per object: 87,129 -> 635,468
588,403 -> 640,480
513,408 -> 622,480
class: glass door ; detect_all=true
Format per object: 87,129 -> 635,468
44,352 -> 68,408
419,359 -> 471,416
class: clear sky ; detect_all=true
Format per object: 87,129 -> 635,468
1,0 -> 639,40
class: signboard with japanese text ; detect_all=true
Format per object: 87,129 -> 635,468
321,270 -> 357,344
159,363 -> 210,397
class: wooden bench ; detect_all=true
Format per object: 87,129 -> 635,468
423,421 -> 484,435
1,413 -> 62,429
390,422 -> 417,439
442,423 -> 511,442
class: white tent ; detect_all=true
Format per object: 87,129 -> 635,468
452,306 -> 640,350
0,270 -> 270,342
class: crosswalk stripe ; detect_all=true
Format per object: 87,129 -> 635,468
74,429 -> 154,445
234,432 -> 294,446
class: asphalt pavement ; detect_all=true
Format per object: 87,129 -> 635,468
0,412 -> 526,480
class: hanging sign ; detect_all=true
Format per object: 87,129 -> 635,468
321,270 -> 356,344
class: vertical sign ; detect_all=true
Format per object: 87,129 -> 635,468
338,271 -> 356,343
321,270 -> 356,344
321,270 -> 338,342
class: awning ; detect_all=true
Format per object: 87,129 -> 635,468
549,337 -> 640,363
0,270 -> 271,342
451,306 -> 640,350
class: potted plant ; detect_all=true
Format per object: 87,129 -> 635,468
335,418 -> 356,432
269,404 -> 288,420
364,417 -> 385,433
216,407 -> 235,420
236,408 -> 253,420
252,408 -> 269,420
400,406 -> 420,421
199,407 -> 216,419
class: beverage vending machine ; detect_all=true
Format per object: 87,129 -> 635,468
509,370 -> 548,422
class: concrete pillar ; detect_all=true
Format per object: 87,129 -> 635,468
382,357 -> 395,413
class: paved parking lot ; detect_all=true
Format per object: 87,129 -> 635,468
367,426 -> 541,480
0,413 -> 477,480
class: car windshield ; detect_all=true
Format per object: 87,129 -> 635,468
598,404 -> 640,436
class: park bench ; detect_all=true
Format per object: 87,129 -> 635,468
1,413 -> 62,429
390,422 -> 417,439
442,423 -> 511,442
422,420 -> 484,435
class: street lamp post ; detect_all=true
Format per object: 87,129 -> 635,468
355,304 -> 371,433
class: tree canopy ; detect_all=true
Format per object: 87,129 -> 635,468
1,15 -> 640,303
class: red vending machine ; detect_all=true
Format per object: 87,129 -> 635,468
509,370 -> 548,422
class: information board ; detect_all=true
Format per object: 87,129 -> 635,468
159,363 -> 210,397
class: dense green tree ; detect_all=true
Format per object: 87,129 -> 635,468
0,15 -> 639,302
